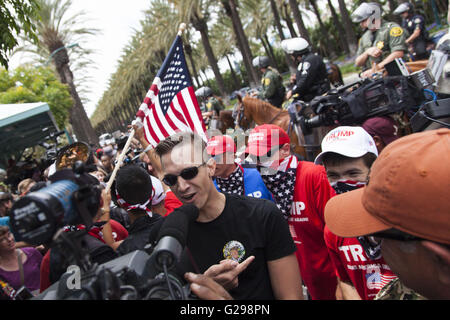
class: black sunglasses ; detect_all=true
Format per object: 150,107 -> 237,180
163,163 -> 205,186
358,228 -> 424,260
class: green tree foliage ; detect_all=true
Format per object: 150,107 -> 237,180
0,65 -> 72,128
0,0 -> 40,69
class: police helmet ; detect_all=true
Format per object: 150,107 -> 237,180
351,2 -> 382,23
281,37 -> 310,56
252,56 -> 270,68
393,2 -> 414,15
195,86 -> 213,98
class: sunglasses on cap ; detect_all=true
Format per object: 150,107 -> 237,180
162,163 -> 205,187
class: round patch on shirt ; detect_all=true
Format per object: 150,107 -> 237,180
376,41 -> 384,50
264,78 -> 271,86
414,18 -> 422,24
223,240 -> 245,262
390,27 -> 403,37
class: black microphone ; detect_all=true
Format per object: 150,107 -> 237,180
149,204 -> 199,273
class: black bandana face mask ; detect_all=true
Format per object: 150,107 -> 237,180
330,180 -> 366,195
258,155 -> 297,219
215,164 -> 244,195
329,180 -> 382,260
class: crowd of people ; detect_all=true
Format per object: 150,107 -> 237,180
0,1 -> 448,301
1,114 -> 448,300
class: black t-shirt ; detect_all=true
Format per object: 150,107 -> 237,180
176,193 -> 296,300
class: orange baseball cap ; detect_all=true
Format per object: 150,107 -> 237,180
206,135 -> 236,156
325,128 -> 450,244
245,124 -> 291,157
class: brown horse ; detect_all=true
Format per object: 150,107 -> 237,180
218,110 -> 235,134
233,95 -> 329,160
327,62 -> 344,87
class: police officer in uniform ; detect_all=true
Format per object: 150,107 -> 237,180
252,56 -> 286,108
281,37 -> 330,102
195,86 -> 224,118
393,2 -> 430,60
353,2 -> 407,78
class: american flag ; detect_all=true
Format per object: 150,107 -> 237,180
136,35 -> 207,147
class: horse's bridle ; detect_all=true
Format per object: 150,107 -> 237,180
232,100 -> 248,129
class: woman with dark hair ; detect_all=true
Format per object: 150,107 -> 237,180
0,226 -> 42,296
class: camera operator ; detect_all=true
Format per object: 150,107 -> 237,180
153,131 -> 303,300
111,164 -> 162,255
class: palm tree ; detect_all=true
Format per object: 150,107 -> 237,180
269,0 -> 297,71
309,0 -> 337,58
172,0 -> 228,97
326,0 -> 350,56
288,0 -> 311,44
336,0 -> 358,55
15,0 -> 100,145
281,0 -> 298,38
221,0 -> 259,88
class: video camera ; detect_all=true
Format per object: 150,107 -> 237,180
10,163 -> 199,300
10,162 -> 101,246
33,203 -> 200,300
292,75 -> 426,134
38,130 -> 66,168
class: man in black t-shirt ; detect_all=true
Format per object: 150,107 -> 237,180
154,132 -> 303,300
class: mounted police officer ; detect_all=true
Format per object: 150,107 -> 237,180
353,2 -> 407,78
195,86 -> 224,130
281,37 -> 330,103
252,56 -> 286,108
393,2 -> 430,60
195,86 -> 224,118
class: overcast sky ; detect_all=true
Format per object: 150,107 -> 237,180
10,0 -> 150,118
8,0 -> 333,120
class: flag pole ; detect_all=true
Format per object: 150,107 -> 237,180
105,128 -> 135,192
105,24 -> 187,193
178,23 -> 186,36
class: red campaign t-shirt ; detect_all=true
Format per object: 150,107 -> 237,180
324,225 -> 397,300
164,191 -> 183,216
288,160 -> 338,300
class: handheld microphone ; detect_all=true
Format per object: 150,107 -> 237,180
149,204 -> 199,273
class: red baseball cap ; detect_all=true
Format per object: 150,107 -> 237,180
245,124 -> 291,156
362,116 -> 399,146
206,135 -> 236,156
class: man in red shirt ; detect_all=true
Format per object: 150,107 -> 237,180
246,124 -> 337,300
315,126 -> 397,299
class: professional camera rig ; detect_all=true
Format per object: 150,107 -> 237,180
290,74 -> 426,135
10,162 -> 197,300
